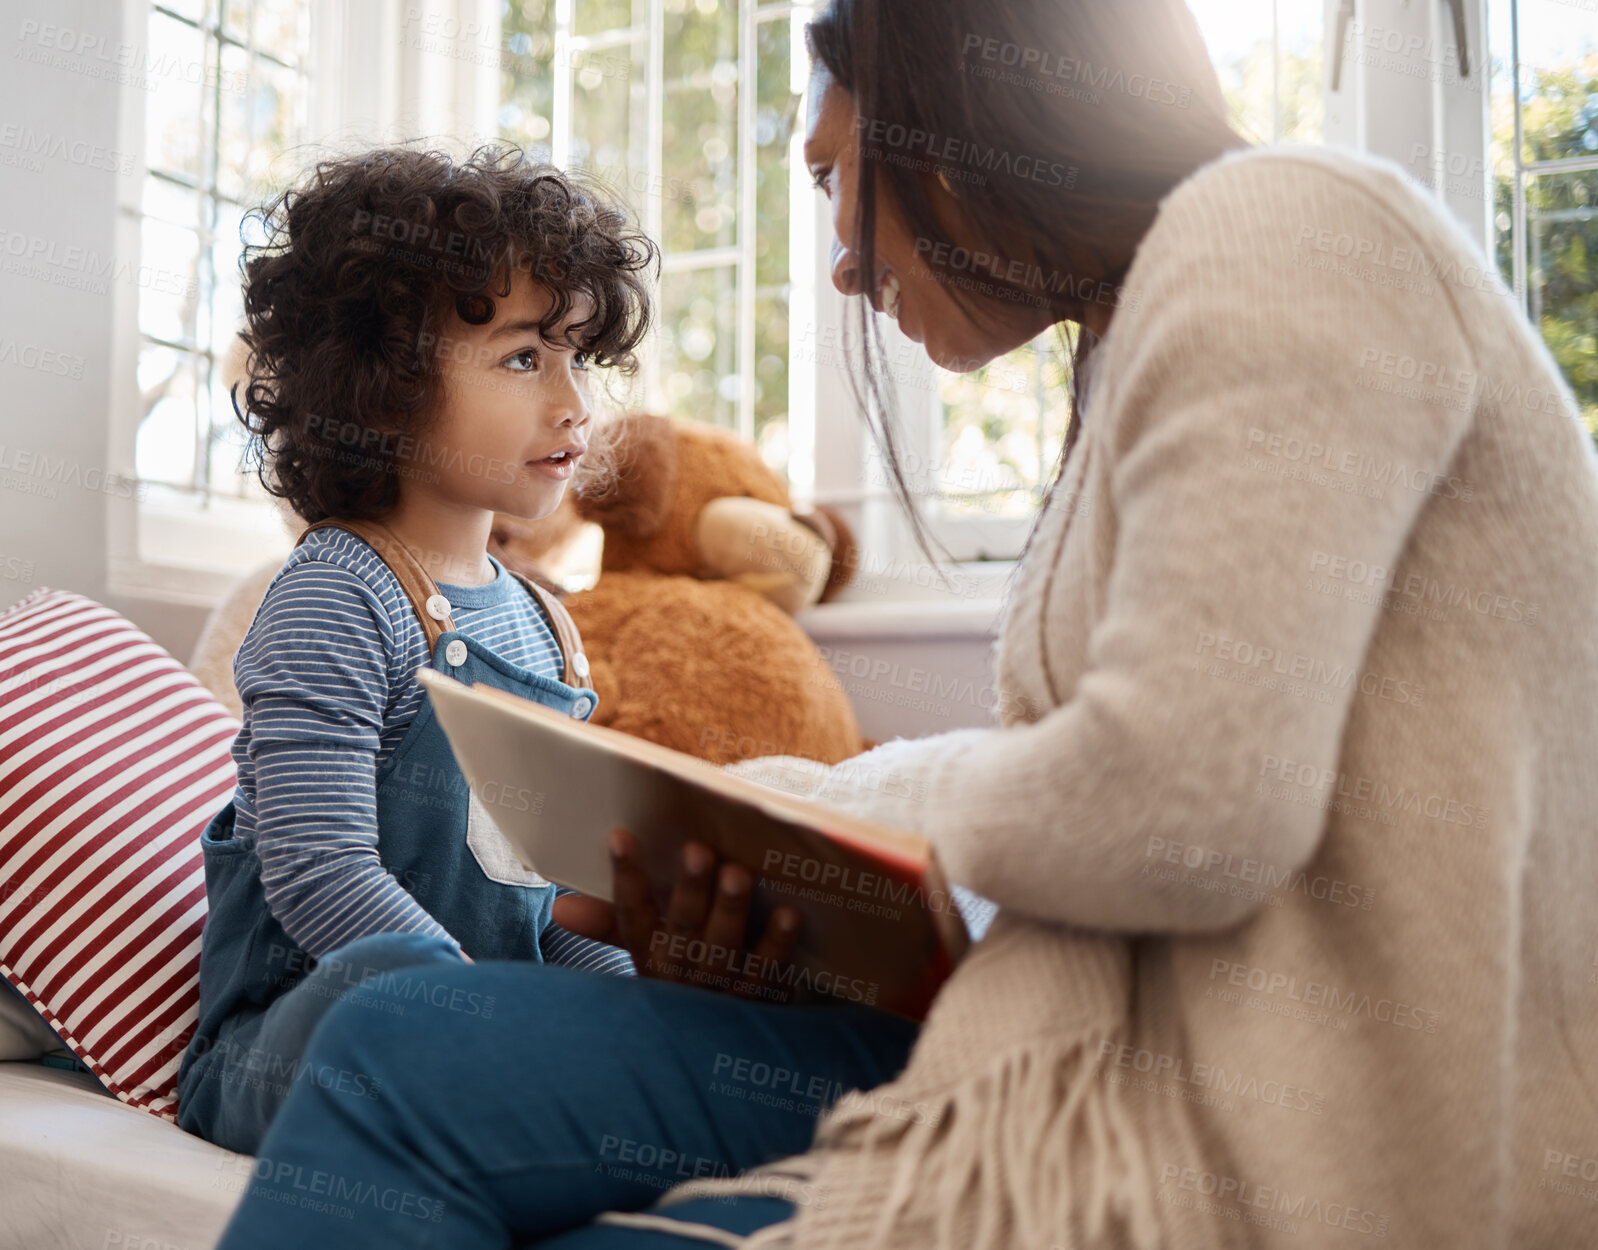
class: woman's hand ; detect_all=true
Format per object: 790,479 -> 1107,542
551,829 -> 802,999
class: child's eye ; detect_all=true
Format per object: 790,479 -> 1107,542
571,351 -> 590,372
811,167 -> 832,196
505,348 -> 540,373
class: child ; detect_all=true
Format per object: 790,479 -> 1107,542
175,145 -> 657,1156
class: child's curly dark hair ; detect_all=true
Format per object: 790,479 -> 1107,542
235,143 -> 658,522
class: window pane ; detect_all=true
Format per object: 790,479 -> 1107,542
754,17 -> 796,288
210,201 -> 248,363
934,2 -> 1332,544
752,20 -> 797,464
1489,1 -> 1516,177
1187,0 -> 1276,143
218,52 -> 300,206
663,0 -> 736,82
145,12 -> 208,180
1276,0 -> 1323,144
1490,0 -> 1520,295
256,60 -> 304,186
221,0 -> 251,44
1513,2 -> 1598,165
255,0 -> 310,63
143,176 -> 202,230
659,266 -> 738,428
575,0 -> 638,37
570,42 -> 646,196
1528,169 -> 1598,432
208,351 -> 254,496
500,2 -> 556,156
137,346 -> 201,488
217,42 -> 253,202
753,292 -> 788,455
937,333 -> 1070,520
1493,2 -> 1598,440
662,0 -> 738,251
139,212 -> 201,345
1186,0 -> 1322,144
662,87 -> 737,251
137,341 -> 181,401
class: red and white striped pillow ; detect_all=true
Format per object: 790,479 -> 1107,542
0,589 -> 238,1121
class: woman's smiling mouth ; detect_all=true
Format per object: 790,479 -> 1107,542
878,270 -> 902,322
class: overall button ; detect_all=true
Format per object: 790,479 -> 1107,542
425,594 -> 452,621
444,639 -> 468,667
573,652 -> 590,680
571,695 -> 593,719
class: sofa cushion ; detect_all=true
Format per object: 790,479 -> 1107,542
0,1062 -> 248,1249
0,589 -> 238,1120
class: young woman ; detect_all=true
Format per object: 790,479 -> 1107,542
212,1 -> 1598,1247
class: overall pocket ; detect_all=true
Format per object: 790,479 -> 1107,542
464,787 -> 551,888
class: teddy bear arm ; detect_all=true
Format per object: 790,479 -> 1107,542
694,496 -> 831,615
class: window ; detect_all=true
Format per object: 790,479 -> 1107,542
498,0 -> 805,472
120,0 -> 315,584
111,0 -> 1594,599
1195,0 -> 1325,145
911,0 -> 1598,561
1490,0 -> 1598,436
904,1 -> 1330,561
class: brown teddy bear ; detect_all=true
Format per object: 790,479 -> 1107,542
491,413 -> 863,766
189,415 -> 863,767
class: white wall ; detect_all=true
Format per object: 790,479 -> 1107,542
0,0 -> 212,659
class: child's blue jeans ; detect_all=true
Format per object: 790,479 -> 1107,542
212,942 -> 920,1249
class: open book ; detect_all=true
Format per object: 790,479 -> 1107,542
418,668 -> 969,1020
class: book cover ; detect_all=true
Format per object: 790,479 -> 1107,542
419,668 -> 968,1020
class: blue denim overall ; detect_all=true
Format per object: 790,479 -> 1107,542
176,519 -> 599,1155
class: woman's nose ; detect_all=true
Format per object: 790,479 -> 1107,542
830,235 -> 865,297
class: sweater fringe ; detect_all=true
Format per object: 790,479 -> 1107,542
659,1025 -> 1162,1250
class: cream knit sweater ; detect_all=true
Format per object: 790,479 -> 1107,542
637,147 -> 1598,1250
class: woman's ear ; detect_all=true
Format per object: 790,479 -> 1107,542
570,413 -> 680,539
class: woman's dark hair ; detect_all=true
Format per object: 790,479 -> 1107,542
236,143 -> 658,523
805,0 -> 1245,563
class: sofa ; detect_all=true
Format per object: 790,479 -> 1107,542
0,588 -> 252,1250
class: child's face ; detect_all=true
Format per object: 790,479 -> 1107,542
407,273 -> 594,522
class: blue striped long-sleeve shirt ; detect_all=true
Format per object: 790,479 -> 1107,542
229,526 -> 631,976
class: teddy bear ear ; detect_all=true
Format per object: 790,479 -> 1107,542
571,412 -> 680,539
798,504 -> 859,602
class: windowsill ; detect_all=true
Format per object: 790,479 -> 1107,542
798,560 -> 1011,640
141,489 -> 296,568
108,491 -> 295,607
115,504 -> 1018,623
797,597 -> 1003,640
